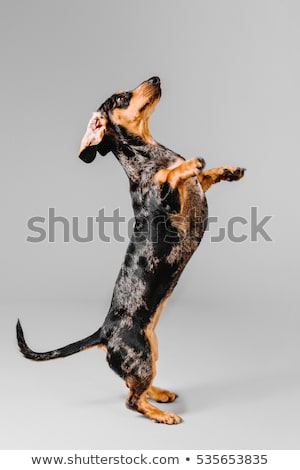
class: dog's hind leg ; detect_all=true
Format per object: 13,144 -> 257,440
198,166 -> 245,192
106,333 -> 181,424
126,376 -> 181,424
145,330 -> 177,403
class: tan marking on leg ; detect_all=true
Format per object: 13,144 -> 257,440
134,392 -> 181,424
153,158 -> 204,188
143,297 -> 178,410
144,297 -> 169,368
198,166 -> 245,192
147,385 -> 177,403
153,159 -> 184,185
126,377 -> 181,424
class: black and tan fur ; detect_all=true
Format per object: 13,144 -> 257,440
17,77 -> 245,424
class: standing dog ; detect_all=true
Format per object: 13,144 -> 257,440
17,77 -> 245,424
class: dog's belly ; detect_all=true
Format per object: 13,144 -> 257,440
167,177 -> 208,263
102,178 -> 207,337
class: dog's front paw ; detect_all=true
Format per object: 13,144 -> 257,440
222,166 -> 246,181
164,157 -> 207,188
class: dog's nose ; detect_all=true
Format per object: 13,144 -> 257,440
148,76 -> 160,86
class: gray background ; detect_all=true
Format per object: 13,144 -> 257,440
1,0 -> 299,449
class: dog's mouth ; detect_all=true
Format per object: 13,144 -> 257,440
139,76 -> 161,99
135,77 -> 161,113
138,93 -> 160,113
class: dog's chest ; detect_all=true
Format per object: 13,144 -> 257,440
129,177 -> 207,271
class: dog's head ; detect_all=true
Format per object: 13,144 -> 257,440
78,76 -> 161,163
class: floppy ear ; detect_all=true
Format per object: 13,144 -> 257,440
78,112 -> 109,163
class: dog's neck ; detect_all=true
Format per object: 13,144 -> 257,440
110,136 -> 181,187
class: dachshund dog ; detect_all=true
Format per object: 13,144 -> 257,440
17,76 -> 245,424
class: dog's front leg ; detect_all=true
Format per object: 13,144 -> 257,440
154,158 -> 205,188
198,166 -> 245,192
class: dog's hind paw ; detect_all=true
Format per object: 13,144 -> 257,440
152,411 -> 182,425
147,386 -> 178,403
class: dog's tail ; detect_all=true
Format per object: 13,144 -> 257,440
16,320 -> 104,362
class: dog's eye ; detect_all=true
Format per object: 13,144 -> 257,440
116,96 -> 124,107
115,93 -> 131,109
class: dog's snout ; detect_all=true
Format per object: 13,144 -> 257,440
148,76 -> 160,86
